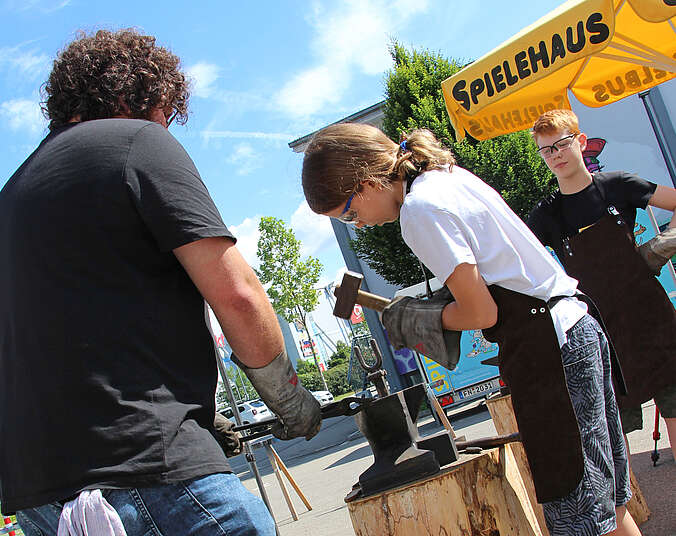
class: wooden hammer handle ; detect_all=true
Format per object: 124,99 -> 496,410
354,289 -> 391,312
334,286 -> 391,312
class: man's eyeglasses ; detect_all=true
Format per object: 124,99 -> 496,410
337,192 -> 358,224
537,134 -> 577,158
166,109 -> 179,127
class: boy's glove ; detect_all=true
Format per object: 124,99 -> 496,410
233,350 -> 322,441
212,412 -> 242,457
638,227 -> 676,275
381,286 -> 462,371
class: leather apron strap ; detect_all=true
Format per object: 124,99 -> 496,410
483,285 -> 584,503
558,202 -> 676,409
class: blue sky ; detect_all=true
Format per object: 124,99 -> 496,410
0,0 -> 565,286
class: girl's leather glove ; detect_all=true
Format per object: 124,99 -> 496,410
381,286 -> 462,370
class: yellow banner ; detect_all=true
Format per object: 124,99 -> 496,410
441,0 -> 614,117
627,0 -> 676,22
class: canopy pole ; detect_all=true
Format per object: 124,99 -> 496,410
639,88 -> 676,188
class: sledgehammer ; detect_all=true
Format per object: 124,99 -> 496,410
333,271 -> 391,319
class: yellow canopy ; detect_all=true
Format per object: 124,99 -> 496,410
441,0 -> 676,141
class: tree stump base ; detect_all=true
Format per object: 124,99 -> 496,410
486,394 -> 650,529
347,446 -> 545,536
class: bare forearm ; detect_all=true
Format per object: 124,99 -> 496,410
441,263 -> 498,331
174,237 -> 284,368
211,278 -> 284,368
441,300 -> 497,331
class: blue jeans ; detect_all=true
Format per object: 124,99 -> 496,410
16,473 -> 275,536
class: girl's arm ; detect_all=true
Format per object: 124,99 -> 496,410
441,262 -> 498,331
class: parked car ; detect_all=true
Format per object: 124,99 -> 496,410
311,390 -> 334,406
219,400 -> 272,425
354,387 -> 375,399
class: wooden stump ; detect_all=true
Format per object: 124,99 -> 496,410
347,446 -> 545,536
486,394 -> 550,535
486,394 -> 650,528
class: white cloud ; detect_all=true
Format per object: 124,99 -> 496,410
186,62 -> 221,98
0,98 -> 46,135
290,200 -> 337,258
0,43 -> 50,80
276,0 -> 429,118
201,130 -> 296,143
229,216 -> 262,270
226,143 -> 261,176
4,0 -> 70,12
317,265 -> 348,289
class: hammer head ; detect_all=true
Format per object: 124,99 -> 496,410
333,271 -> 364,319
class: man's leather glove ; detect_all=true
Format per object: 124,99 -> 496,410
638,227 -> 676,276
233,350 -> 321,441
212,412 -> 242,457
381,286 -> 462,370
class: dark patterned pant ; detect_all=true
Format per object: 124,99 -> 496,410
542,315 -> 631,536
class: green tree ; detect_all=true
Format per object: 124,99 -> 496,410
216,365 -> 257,407
295,358 -> 317,375
256,216 -> 327,390
327,340 -> 350,369
350,43 -> 556,287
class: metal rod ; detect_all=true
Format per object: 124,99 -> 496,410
455,432 -> 521,451
214,349 -> 280,535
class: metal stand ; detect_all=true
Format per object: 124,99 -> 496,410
213,350 -> 281,536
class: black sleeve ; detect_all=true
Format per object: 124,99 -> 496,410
608,171 -> 658,210
526,202 -> 552,247
124,123 -> 235,252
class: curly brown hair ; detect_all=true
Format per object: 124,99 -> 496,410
42,29 -> 190,130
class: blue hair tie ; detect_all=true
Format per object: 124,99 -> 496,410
400,140 -> 408,152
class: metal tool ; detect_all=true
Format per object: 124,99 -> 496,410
234,397 -> 372,442
651,406 -> 661,466
353,338 -> 389,398
332,271 -> 391,319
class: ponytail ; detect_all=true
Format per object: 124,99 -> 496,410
302,123 -> 455,214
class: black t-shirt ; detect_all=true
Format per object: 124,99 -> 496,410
527,171 -> 657,259
0,119 -> 235,511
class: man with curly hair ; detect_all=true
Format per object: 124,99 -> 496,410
0,29 -> 321,536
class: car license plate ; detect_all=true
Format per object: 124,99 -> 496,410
458,379 -> 497,400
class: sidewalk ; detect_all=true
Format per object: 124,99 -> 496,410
236,401 -> 675,536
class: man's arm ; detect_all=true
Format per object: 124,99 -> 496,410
173,236 -> 282,368
648,185 -> 676,229
441,263 -> 498,331
174,236 -> 322,440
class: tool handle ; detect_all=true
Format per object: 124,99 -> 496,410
456,432 -> 521,451
355,289 -> 391,312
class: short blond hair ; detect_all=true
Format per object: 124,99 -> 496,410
532,109 -> 580,140
302,123 -> 454,214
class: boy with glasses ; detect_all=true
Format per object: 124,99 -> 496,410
527,109 -> 676,464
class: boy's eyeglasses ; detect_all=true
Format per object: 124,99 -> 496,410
537,134 -> 577,158
337,192 -> 358,224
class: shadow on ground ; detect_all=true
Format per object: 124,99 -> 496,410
630,448 -> 675,536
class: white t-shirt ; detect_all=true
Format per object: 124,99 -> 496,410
400,165 -> 587,346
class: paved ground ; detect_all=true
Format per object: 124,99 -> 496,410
232,400 -> 675,536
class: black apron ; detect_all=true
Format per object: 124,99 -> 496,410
557,204 -> 676,409
482,285 -> 584,504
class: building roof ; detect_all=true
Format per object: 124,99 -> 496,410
288,100 -> 386,153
